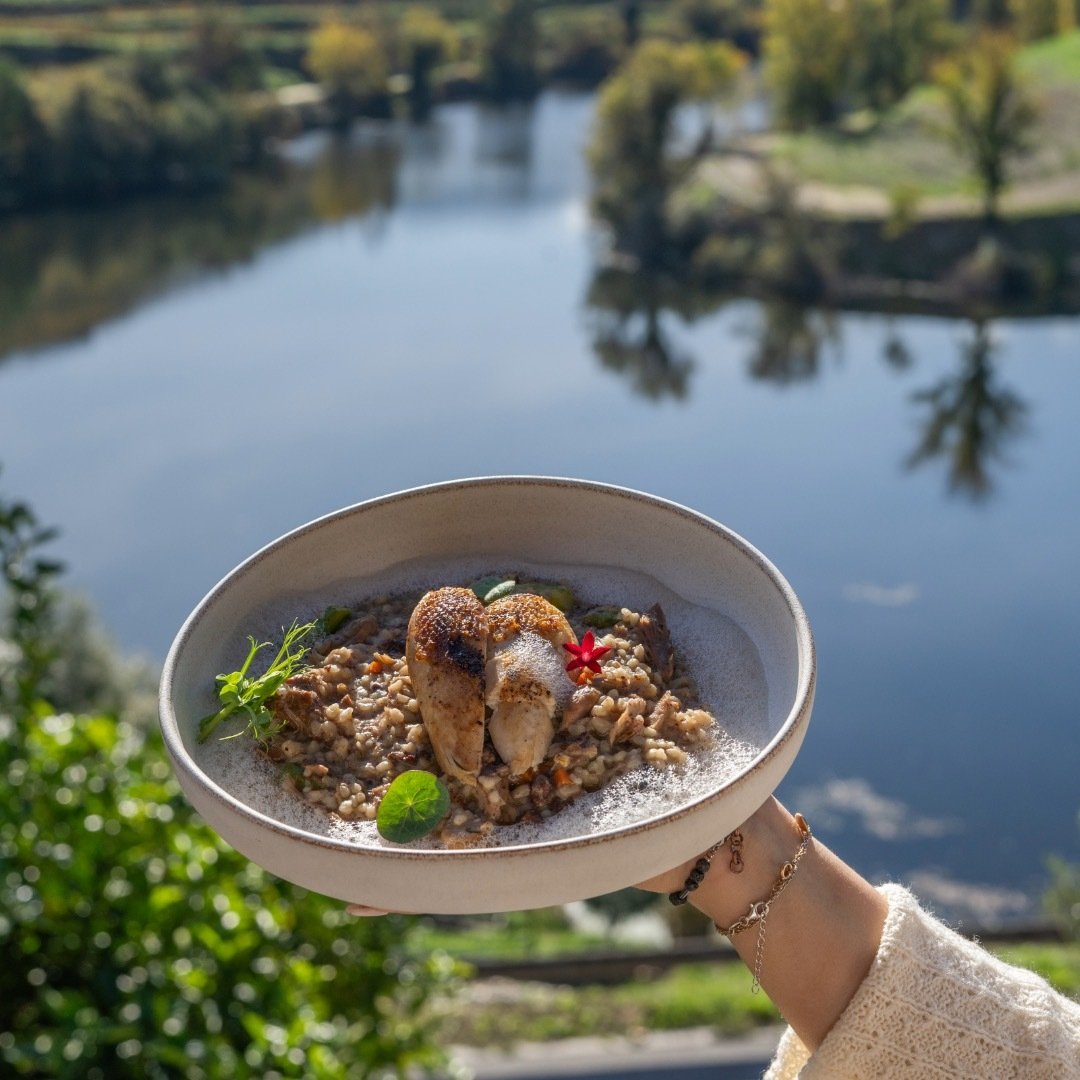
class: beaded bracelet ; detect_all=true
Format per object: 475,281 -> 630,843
667,828 -> 744,906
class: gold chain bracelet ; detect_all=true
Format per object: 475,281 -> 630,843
714,813 -> 812,993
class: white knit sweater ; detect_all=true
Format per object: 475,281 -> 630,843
765,884 -> 1080,1079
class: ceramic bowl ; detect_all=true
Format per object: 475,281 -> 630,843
159,477 -> 815,913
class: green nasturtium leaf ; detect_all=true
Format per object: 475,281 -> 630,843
469,575 -> 506,602
376,770 -> 451,843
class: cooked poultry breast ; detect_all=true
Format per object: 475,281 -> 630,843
485,594 -> 578,777
406,587 -> 489,784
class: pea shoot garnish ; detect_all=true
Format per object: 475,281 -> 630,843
197,619 -> 316,745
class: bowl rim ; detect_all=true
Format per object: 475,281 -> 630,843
159,475 -> 815,862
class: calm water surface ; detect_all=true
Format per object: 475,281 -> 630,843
1,92 -> 1077,921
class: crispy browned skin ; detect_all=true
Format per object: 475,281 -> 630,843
487,592 -> 578,647
406,587 -> 488,784
485,594 -> 577,776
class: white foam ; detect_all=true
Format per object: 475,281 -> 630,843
493,631 -> 576,710
192,556 -> 772,849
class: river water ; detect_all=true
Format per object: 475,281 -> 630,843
1,91 -> 1077,922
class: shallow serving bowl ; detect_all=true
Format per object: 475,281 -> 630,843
160,477 -> 815,913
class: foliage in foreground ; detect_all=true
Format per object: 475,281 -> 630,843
0,489 -> 459,1078
0,710 -> 458,1078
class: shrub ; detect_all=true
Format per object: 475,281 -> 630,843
306,22 -> 389,126
0,709 -> 456,1078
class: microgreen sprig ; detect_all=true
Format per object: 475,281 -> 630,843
197,619 -> 316,745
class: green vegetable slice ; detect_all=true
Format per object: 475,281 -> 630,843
376,770 -> 451,843
584,605 -> 622,628
320,606 -> 352,634
482,579 -> 518,604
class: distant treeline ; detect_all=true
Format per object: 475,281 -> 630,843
0,2 -> 634,210
3,0 -> 1079,213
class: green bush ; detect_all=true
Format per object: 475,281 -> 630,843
45,71 -> 263,201
0,708 -> 458,1077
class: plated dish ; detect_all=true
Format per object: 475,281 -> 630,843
208,576 -> 723,849
159,477 -> 815,913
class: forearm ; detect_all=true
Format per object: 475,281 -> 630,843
686,797 -> 888,1051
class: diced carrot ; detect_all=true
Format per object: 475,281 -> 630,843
368,659 -> 382,675
552,767 -> 573,788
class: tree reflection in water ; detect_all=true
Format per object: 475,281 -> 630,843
0,133 -> 400,365
906,320 -> 1028,500
743,301 -> 840,384
475,101 -> 536,199
584,267 -> 723,400
585,270 -> 1032,503
306,134 -> 399,229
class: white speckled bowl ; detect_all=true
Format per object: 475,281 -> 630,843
160,477 -> 814,913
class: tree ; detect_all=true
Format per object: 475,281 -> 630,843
763,0 -> 853,128
848,0 -> 948,112
933,33 -> 1038,222
588,40 -> 744,267
677,0 -> 763,53
306,22 -> 388,128
483,0 -> 540,101
398,6 -> 458,119
188,14 -> 264,92
0,60 -> 47,210
1009,0 -> 1076,40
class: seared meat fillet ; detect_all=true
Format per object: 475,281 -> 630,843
406,587 -> 489,784
485,594 -> 578,776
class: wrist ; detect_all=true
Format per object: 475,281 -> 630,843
688,797 -> 803,928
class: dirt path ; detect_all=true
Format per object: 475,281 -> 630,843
700,153 -> 1080,221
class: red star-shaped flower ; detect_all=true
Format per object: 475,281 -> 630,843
563,630 -> 611,678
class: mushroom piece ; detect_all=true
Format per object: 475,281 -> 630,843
560,684 -> 601,729
485,593 -> 578,776
406,587 -> 489,784
639,602 -> 675,682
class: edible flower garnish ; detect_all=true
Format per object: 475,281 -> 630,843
563,630 -> 611,678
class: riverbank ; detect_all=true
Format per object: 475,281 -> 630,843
670,150 -> 1080,319
698,148 -> 1080,223
700,31 -> 1080,224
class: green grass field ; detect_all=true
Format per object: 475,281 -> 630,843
425,934 -> 1080,1046
769,32 -> 1080,200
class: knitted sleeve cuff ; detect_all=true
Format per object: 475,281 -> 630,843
765,882 -> 1080,1079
